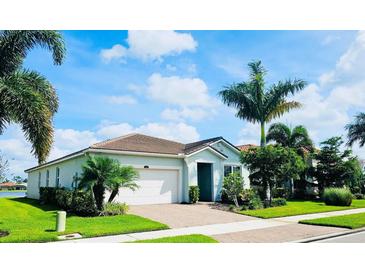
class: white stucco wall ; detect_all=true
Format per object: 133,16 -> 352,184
184,140 -> 246,202
26,141 -> 248,203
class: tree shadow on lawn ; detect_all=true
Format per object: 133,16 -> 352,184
8,197 -> 59,211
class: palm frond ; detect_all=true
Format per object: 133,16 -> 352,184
266,123 -> 291,146
0,30 -> 66,76
266,101 -> 302,122
1,73 -> 54,163
346,112 -> 365,147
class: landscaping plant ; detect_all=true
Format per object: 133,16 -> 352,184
313,137 -> 360,195
240,189 -> 263,210
219,60 -> 306,147
241,145 -> 305,205
271,198 -> 287,207
101,202 -> 129,216
79,154 -> 139,211
323,187 -> 352,206
189,185 -> 200,204
222,173 -> 244,207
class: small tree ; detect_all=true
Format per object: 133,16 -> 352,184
241,145 -> 305,205
106,166 -> 139,203
313,136 -> 356,194
222,173 -> 244,207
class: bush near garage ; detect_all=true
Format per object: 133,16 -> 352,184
38,187 -> 98,216
323,187 -> 352,206
189,186 -> 200,204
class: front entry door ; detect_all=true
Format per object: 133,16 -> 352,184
197,163 -> 213,201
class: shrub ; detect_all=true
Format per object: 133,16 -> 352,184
271,198 -> 287,207
240,189 -> 263,210
39,187 -> 56,205
222,173 -> 244,207
272,187 -> 289,199
323,188 -> 352,206
189,186 -> 200,204
353,193 -> 364,200
55,188 -> 73,210
101,202 -> 129,216
71,190 -> 98,216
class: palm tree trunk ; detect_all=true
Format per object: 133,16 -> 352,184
108,190 -> 118,203
260,122 -> 266,147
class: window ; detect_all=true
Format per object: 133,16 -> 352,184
38,172 -> 41,187
55,167 -> 60,187
46,170 -> 50,187
224,165 -> 241,177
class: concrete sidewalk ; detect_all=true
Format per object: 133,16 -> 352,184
57,207 -> 365,243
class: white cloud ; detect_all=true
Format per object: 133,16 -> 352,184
105,95 -> 137,105
165,64 -> 177,72
322,35 -> 340,46
0,120 -> 200,177
146,73 -> 218,108
161,107 -> 210,122
100,44 -> 127,63
100,30 -> 197,62
96,121 -> 199,144
217,58 -> 247,79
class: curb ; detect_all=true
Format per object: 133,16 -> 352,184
290,227 -> 365,243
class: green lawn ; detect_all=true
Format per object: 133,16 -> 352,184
0,198 -> 168,243
132,234 -> 218,243
238,200 -> 365,219
300,212 -> 365,229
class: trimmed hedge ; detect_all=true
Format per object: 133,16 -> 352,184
353,193 -> 364,200
39,187 -> 97,216
100,202 -> 129,216
323,188 -> 352,206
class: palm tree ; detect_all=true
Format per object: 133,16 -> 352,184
107,166 -> 139,203
79,155 -> 139,210
0,30 -> 66,163
219,61 -> 306,147
266,123 -> 314,155
346,113 -> 365,147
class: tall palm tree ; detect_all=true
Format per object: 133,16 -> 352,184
107,166 -> 139,203
346,113 -> 365,147
0,30 -> 66,163
219,61 -> 306,147
266,123 -> 314,155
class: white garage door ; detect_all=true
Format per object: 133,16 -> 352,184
114,169 -> 179,205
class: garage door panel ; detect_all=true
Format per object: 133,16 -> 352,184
112,169 -> 179,205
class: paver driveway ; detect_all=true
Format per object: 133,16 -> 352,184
129,203 -> 255,228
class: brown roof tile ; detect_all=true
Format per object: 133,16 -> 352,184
91,133 -> 186,155
236,144 -> 258,152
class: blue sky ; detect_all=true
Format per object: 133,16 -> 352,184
2,30 -> 365,177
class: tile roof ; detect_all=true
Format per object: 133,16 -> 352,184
91,133 -> 186,155
236,144 -> 258,151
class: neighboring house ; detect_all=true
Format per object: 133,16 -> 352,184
0,182 -> 27,190
25,133 -> 249,205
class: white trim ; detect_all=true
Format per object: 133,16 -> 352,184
186,146 -> 227,159
89,148 -> 185,159
210,139 -> 241,154
25,151 -> 86,173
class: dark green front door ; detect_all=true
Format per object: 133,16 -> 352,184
197,163 -> 212,201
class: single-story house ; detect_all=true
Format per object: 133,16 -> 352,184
26,133 -> 249,205
0,182 -> 27,190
